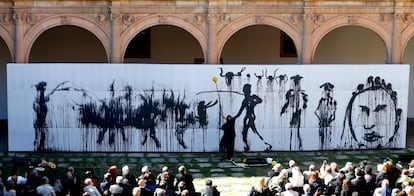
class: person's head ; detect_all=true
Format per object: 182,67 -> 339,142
330,162 -> 339,172
272,163 -> 282,172
309,171 -> 320,182
303,184 -> 311,193
178,165 -> 186,174
365,165 -> 373,174
162,171 -> 170,181
279,169 -> 288,179
122,165 -> 129,176
288,160 -> 296,168
68,166 -> 75,174
354,167 -> 363,177
141,166 -> 149,174
226,115 -> 232,121
84,178 -> 93,186
205,179 -> 212,186
242,84 -> 251,95
285,183 -> 293,191
109,165 -> 117,176
308,164 -> 315,172
382,161 -> 394,173
382,179 -> 390,187
392,188 -> 401,196
42,176 -> 49,185
115,176 -> 123,184
103,172 -> 111,182
343,76 -> 402,148
138,179 -> 146,187
162,166 -> 169,172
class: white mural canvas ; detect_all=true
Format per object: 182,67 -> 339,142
7,63 -> 409,152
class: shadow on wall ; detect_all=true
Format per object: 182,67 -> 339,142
0,120 -> 7,151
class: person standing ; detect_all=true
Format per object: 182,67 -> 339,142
220,115 -> 236,161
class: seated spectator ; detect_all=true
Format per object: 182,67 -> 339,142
121,165 -> 137,189
351,167 -> 368,196
156,166 -> 175,195
381,179 -> 392,196
109,176 -> 125,196
175,181 -> 188,196
249,177 -> 272,196
302,184 -> 312,196
100,172 -> 112,196
396,168 -> 412,188
281,183 -> 299,196
83,178 -> 101,196
268,163 -> 283,179
289,166 -> 304,194
200,179 -> 220,196
36,176 -> 56,196
307,171 -> 323,194
132,179 -> 152,196
175,166 -> 195,194
3,179 -> 17,196
268,169 -> 288,195
139,166 -> 156,192
340,178 -> 353,196
153,180 -> 167,196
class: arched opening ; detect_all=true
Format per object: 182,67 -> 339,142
220,25 -> 297,64
29,25 -> 107,63
403,37 -> 414,118
314,25 -> 387,64
124,25 -> 203,64
0,37 -> 11,151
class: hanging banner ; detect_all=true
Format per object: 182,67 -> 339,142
7,63 -> 409,152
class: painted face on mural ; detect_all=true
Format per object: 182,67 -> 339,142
350,88 -> 396,145
345,76 -> 402,149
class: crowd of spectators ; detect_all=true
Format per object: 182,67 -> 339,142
0,161 -> 199,196
2,156 -> 414,196
249,158 -> 414,196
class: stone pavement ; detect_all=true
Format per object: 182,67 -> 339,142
1,148 -> 414,196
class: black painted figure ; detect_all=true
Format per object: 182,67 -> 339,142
280,75 -> 308,151
234,84 -> 272,152
197,100 -> 218,128
219,67 -> 245,86
220,115 -> 236,160
33,81 -> 68,151
138,89 -> 162,148
315,82 -> 337,150
341,76 -> 402,149
33,81 -> 49,151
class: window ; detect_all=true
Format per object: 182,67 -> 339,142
280,31 -> 297,57
125,28 -> 151,58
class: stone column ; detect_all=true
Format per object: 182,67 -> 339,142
13,13 -> 26,63
207,9 -> 219,64
392,13 -> 404,64
110,12 -> 123,63
301,13 -> 314,64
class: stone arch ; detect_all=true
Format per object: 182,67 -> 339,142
310,15 -> 391,63
217,15 -> 302,63
121,14 -> 207,61
399,24 -> 414,62
0,24 -> 14,60
24,14 -> 110,62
